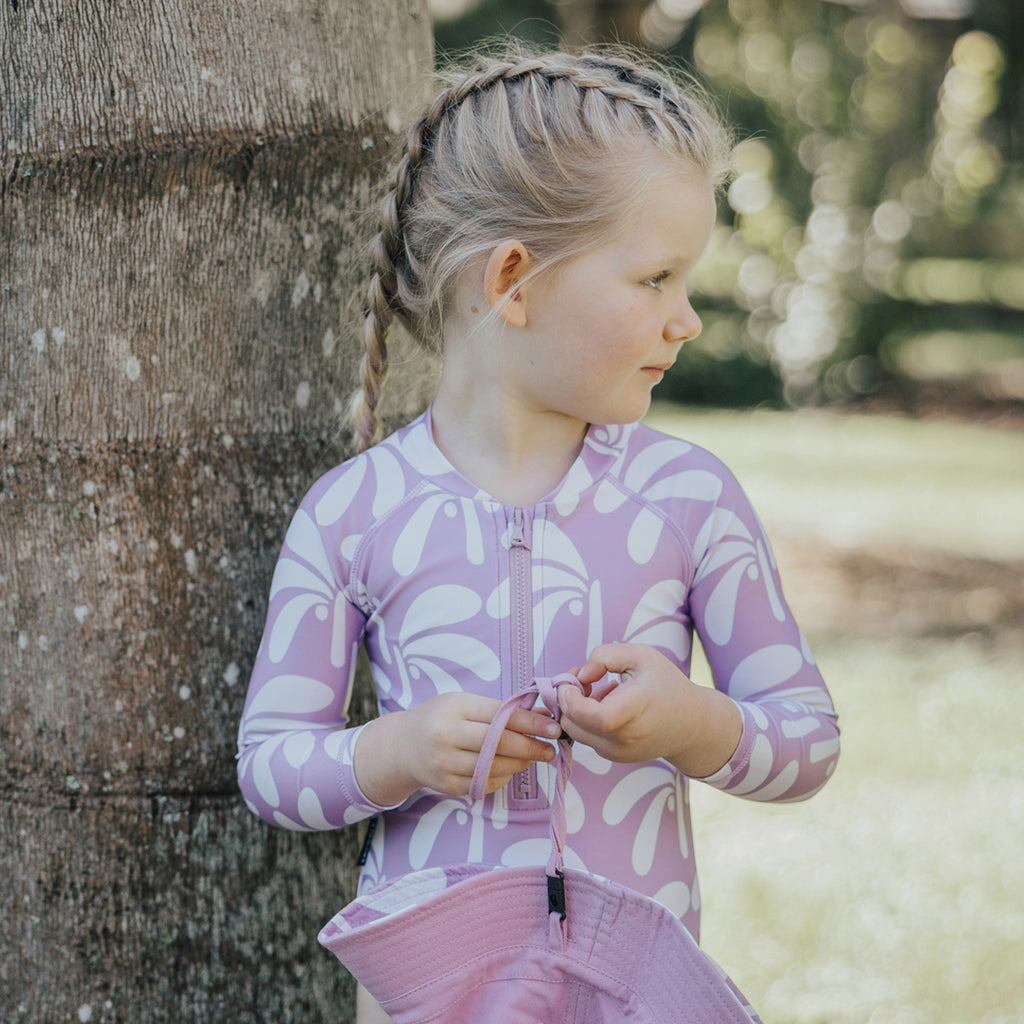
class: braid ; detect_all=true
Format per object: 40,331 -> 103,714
347,46 -> 730,453
348,244 -> 392,451
349,173 -> 402,451
437,53 -> 670,115
348,83 -> 467,453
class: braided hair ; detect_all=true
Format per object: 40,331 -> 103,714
348,46 -> 731,452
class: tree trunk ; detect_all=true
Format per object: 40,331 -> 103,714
0,2 -> 435,1021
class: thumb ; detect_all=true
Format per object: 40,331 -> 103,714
558,679 -> 589,718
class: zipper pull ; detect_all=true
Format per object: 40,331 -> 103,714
510,507 -> 530,548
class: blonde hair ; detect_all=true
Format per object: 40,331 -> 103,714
349,45 -> 732,452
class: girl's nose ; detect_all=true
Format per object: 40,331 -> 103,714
663,300 -> 702,344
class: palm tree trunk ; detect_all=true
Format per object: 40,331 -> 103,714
0,2 -> 434,1020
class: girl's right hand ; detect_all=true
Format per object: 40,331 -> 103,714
354,693 -> 561,807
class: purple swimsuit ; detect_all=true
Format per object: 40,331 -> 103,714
237,409 -> 839,939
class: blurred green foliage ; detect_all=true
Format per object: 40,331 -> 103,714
431,0 -> 1024,409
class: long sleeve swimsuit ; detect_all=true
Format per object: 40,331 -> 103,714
237,409 -> 840,940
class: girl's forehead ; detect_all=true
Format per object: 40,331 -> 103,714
610,172 -> 716,245
612,145 -> 708,187
602,149 -> 711,209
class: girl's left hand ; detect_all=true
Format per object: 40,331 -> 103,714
557,643 -> 742,778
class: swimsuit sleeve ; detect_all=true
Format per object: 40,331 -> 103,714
686,461 -> 840,802
236,465 -> 395,831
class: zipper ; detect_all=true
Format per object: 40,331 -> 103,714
508,506 -> 538,806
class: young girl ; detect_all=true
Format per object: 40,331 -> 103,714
238,46 -> 839,1022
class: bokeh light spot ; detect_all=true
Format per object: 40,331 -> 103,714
729,173 -> 773,215
872,201 -> 912,244
952,30 -> 1004,77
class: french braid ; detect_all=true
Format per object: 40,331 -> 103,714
348,47 -> 731,452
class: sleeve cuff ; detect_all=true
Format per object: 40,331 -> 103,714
336,723 -> 408,820
692,699 -> 754,789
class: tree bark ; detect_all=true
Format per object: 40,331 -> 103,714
0,2 -> 435,1021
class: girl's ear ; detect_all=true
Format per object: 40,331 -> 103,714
484,240 -> 532,328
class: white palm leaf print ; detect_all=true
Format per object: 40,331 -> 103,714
392,493 -> 486,576
313,456 -> 368,526
603,765 -> 689,875
644,469 -> 723,504
409,798 -> 487,869
281,507 -> 334,578
499,839 -> 590,872
313,445 -> 406,526
397,418 -> 454,476
571,743 -> 613,776
386,585 -> 499,705
625,469 -> 723,564
622,438 -> 693,487
622,578 -> 689,656
364,446 -> 408,518
266,509 -> 354,666
592,437 -> 722,565
243,674 -> 336,733
695,511 -> 787,647
651,879 -> 693,919
587,423 -> 632,457
727,643 -> 805,702
398,585 -> 489,645
551,457 -> 595,515
530,520 -> 605,655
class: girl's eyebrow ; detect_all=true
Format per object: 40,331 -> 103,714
624,236 -> 703,263
630,253 -> 693,271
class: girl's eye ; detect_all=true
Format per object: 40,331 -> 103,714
642,272 -> 670,291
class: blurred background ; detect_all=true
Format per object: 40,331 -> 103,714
430,2 -> 1022,1021
432,0 -> 1024,416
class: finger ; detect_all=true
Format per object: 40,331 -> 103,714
559,682 -> 632,734
455,714 -> 557,754
558,683 -> 604,729
454,693 -> 505,724
435,748 -> 545,793
490,751 -> 551,778
482,771 -> 521,795
565,666 -> 595,697
504,707 -> 563,739
493,729 -> 557,766
451,754 -> 541,786
590,679 -> 619,701
578,642 -> 644,683
451,717 -> 556,764
482,742 -> 563,791
451,724 -> 557,777
456,698 -> 561,741
575,661 -> 608,686
477,747 -> 558,795
448,719 -> 495,755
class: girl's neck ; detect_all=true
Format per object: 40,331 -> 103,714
430,386 -> 587,507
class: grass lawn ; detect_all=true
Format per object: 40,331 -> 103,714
646,403 -> 1024,1024
646,403 -> 1024,561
